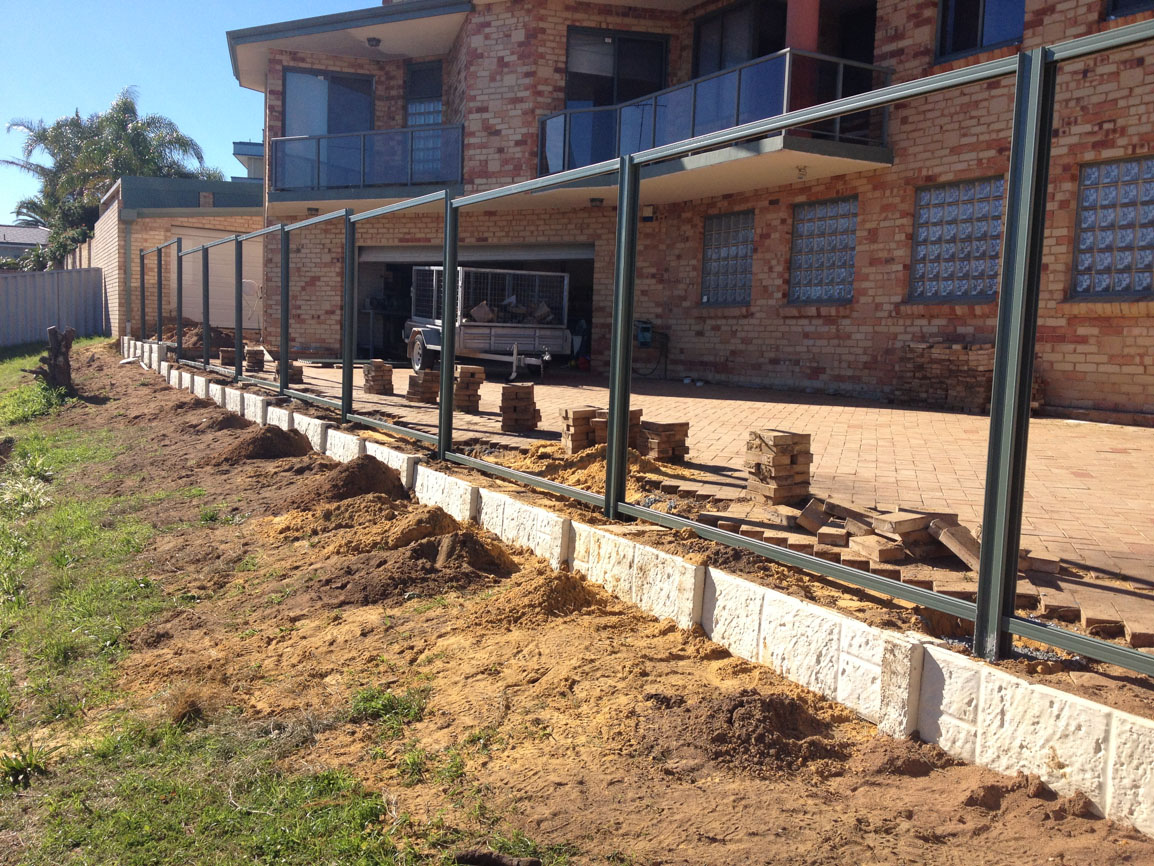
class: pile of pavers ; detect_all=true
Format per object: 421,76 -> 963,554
559,406 -> 598,454
500,384 -> 540,432
744,429 -> 812,505
895,343 -> 1045,413
406,370 -> 440,404
453,365 -> 484,412
638,420 -> 690,462
219,346 -> 237,367
591,408 -> 644,450
244,347 -> 265,373
363,361 -> 394,396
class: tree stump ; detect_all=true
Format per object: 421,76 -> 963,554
40,326 -> 78,393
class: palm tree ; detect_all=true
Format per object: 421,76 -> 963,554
4,88 -> 221,264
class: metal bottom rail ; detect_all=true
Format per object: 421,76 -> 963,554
348,412 -> 438,446
445,451 -> 605,509
1007,615 -> 1154,677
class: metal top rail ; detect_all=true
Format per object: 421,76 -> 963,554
178,234 -> 239,257
140,238 -> 180,256
238,224 -> 285,242
453,157 -> 620,209
284,208 -> 351,233
350,190 -> 447,223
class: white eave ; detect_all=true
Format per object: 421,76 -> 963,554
227,1 -> 472,93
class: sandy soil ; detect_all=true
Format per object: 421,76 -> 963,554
38,345 -> 1154,864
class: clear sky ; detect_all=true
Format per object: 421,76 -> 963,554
0,0 -> 375,222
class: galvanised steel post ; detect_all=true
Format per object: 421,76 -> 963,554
604,155 -> 641,519
341,211 -> 357,422
280,226 -> 290,395
202,246 -> 211,367
234,239 -> 244,380
437,196 -> 460,461
138,251 -> 145,338
156,246 -> 164,349
174,239 -> 184,360
974,48 -> 1056,661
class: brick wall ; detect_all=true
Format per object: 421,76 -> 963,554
91,204 -> 124,335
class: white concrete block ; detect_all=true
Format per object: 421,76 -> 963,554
242,392 -> 268,426
120,337 -> 127,356
1108,711 -> 1154,837
293,413 -> 332,454
976,668 -> 1111,806
476,488 -> 509,536
167,366 -> 180,388
178,371 -> 192,392
878,635 -> 924,739
192,376 -> 209,400
160,362 -> 170,381
576,525 -> 637,601
631,544 -> 703,630
759,589 -> 843,700
413,465 -> 478,523
701,568 -> 764,663
208,383 -> 226,407
326,429 -> 365,463
266,405 -> 294,432
917,644 -> 983,763
494,492 -> 571,571
364,442 -> 418,490
224,388 -> 245,416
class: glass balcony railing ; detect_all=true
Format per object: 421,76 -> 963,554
271,124 -> 463,192
538,49 -> 891,176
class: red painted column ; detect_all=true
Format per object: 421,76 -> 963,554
785,0 -> 821,110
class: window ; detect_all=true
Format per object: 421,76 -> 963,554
789,197 -> 858,304
1071,158 -> 1154,299
284,69 -> 373,137
406,61 -> 443,127
1110,0 -> 1154,16
694,1 -> 786,76
701,211 -> 755,306
909,178 -> 1004,302
937,0 -> 1024,59
565,29 -> 666,110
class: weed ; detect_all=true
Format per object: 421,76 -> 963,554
491,829 -> 579,866
349,686 -> 429,739
435,748 -> 466,785
0,670 -> 15,723
180,486 -> 207,499
0,381 -> 68,425
0,475 -> 52,516
198,506 -> 221,525
397,743 -> 431,786
1,734 -> 62,790
410,596 -> 449,614
235,554 -> 258,572
462,726 -> 503,755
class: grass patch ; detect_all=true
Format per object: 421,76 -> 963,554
350,686 -> 430,739
0,337 -> 106,395
0,381 -> 68,425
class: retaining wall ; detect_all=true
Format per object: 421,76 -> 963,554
123,337 -> 1154,838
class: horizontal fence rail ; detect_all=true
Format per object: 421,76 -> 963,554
0,268 -> 106,348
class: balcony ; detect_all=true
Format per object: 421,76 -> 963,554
270,124 -> 463,196
538,50 -> 891,176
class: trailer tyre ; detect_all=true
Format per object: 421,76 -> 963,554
411,336 -> 438,372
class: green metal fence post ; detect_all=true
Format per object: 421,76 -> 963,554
974,47 -> 1057,661
155,246 -> 164,348
605,155 -> 641,519
341,210 -> 357,422
138,250 -> 145,339
202,246 -> 211,367
437,196 -> 460,461
280,226 -> 290,395
234,239 -> 244,381
174,239 -> 183,360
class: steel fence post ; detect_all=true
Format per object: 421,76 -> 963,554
174,239 -> 183,361
437,195 -> 460,461
605,155 -> 641,519
138,250 -> 145,338
974,47 -> 1056,660
202,246 -> 211,367
234,239 -> 244,381
280,226 -> 290,395
342,210 -> 357,422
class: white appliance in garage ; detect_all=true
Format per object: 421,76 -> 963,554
173,226 -> 264,331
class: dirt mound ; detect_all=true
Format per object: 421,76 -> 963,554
210,426 -> 312,465
468,565 -> 601,629
492,442 -> 697,498
192,413 -> 251,434
847,735 -> 960,778
648,688 -> 854,777
290,525 -> 516,610
263,500 -> 458,557
280,454 -> 407,510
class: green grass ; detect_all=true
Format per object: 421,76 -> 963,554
0,338 -> 106,395
350,686 -> 430,739
0,381 -> 68,425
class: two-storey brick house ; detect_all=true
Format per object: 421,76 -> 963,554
226,0 -> 1154,421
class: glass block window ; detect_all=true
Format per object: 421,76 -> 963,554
1072,158 -> 1154,299
910,177 -> 1004,302
788,196 -> 858,303
701,210 -> 755,306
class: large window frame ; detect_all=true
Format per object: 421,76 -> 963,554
564,27 -> 669,110
406,60 -> 444,127
1069,156 -> 1154,301
908,177 -> 1005,304
935,0 -> 1025,62
700,210 -> 755,307
282,67 -> 375,137
692,0 -> 787,77
788,196 -> 858,305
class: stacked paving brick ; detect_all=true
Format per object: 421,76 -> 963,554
895,343 -> 1045,413
640,420 -> 690,462
362,361 -> 394,396
560,407 -> 598,454
288,362 -> 304,385
244,348 -> 265,373
406,370 -> 440,404
453,365 -> 485,412
590,408 -> 645,450
745,429 -> 812,505
218,347 -> 237,367
500,384 -> 540,432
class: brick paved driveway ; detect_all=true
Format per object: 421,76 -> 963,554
297,365 -> 1154,590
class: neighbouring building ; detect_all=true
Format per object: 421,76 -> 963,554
223,0 -> 1154,422
0,224 -> 49,260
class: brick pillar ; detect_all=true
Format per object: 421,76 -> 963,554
785,0 -> 821,110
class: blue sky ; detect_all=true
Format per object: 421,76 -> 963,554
0,0 -> 373,222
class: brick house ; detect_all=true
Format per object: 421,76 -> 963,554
226,0 -> 1154,421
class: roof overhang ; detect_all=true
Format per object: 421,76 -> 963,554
228,1 -> 473,92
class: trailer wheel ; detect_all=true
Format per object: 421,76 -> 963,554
411,336 -> 438,372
